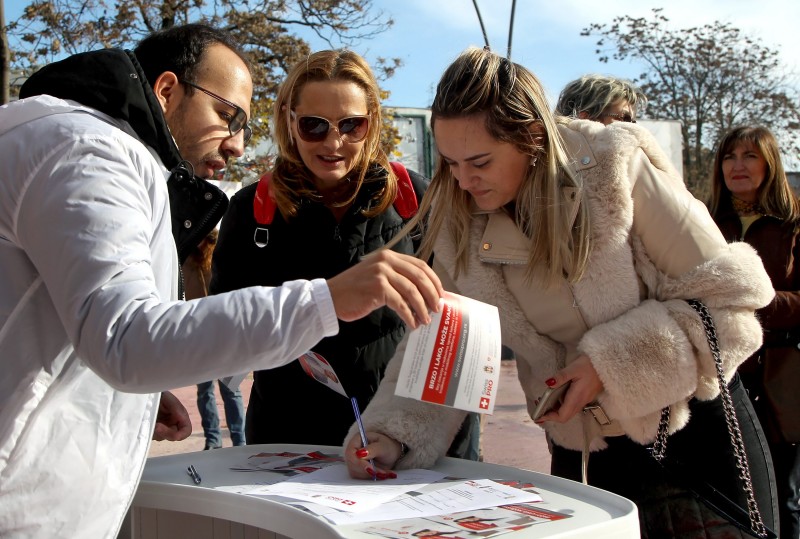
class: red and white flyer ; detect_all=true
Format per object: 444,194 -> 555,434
396,292 -> 501,414
298,351 -> 348,397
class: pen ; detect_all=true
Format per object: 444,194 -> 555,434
187,464 -> 201,484
350,396 -> 377,481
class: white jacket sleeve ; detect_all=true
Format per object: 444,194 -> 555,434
14,131 -> 338,392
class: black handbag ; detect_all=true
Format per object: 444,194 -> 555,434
650,300 -> 776,539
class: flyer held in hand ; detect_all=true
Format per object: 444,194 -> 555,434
396,292 -> 501,414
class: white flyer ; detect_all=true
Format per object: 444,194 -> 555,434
322,478 -> 543,525
250,464 -> 445,513
396,292 -> 501,414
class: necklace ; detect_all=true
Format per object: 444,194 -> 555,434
731,195 -> 763,216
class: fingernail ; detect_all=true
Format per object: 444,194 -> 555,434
366,467 -> 376,477
387,472 -> 397,479
355,449 -> 369,458
377,472 -> 392,480
545,378 -> 556,387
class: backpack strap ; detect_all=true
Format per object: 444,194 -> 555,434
251,163 -> 418,248
252,172 -> 275,247
389,161 -> 418,219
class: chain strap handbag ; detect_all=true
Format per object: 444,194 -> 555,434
650,299 -> 774,539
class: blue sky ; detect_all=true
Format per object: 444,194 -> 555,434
359,0 -> 800,108
5,0 -> 800,108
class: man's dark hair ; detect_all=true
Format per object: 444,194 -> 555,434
134,23 -> 251,88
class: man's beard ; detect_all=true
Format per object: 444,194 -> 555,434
167,101 -> 227,178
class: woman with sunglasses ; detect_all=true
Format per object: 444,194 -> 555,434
555,74 -> 646,125
209,50 -> 479,453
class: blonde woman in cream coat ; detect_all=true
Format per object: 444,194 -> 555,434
345,47 -> 779,537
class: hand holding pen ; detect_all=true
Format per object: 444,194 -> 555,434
350,397 -> 377,481
348,397 -> 398,481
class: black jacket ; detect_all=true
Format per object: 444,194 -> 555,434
19,48 -> 227,266
210,165 -> 428,445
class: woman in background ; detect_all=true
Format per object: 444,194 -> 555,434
710,125 -> 800,538
183,229 -> 247,450
555,73 -> 646,125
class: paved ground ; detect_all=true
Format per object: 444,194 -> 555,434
148,359 -> 552,475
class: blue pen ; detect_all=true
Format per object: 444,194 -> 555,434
350,396 -> 377,481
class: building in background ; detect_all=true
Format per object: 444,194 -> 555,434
387,108 -> 685,181
389,107 -> 435,178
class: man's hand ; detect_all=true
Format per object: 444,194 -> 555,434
327,250 -> 444,328
152,391 -> 192,441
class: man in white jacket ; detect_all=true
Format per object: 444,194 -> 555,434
0,24 -> 441,538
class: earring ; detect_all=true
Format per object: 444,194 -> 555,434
530,157 -> 538,167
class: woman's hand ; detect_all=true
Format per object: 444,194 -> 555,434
534,354 -> 604,424
344,431 -> 404,480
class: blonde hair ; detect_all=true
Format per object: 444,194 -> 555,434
271,50 -> 394,218
709,125 -> 800,222
406,47 -> 590,283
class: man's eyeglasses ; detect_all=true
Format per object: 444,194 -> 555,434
180,79 -> 252,144
290,111 -> 369,143
599,112 -> 636,123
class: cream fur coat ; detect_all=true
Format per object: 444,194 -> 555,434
353,119 -> 774,469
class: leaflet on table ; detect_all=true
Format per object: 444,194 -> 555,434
358,502 -> 571,539
228,451 -> 342,475
352,480 -> 568,538
396,292 -> 502,414
248,464 -> 446,513
319,478 -> 543,525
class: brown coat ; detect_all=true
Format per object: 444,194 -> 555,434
714,208 -> 800,442
714,210 -> 800,344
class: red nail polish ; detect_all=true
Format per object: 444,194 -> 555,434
387,472 -> 397,479
546,378 -> 556,387
355,448 -> 369,458
366,467 -> 376,477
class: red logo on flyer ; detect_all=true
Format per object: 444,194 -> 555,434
479,397 -> 491,410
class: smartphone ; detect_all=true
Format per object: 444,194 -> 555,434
532,382 -> 571,421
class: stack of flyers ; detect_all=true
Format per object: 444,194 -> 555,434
230,451 -> 342,476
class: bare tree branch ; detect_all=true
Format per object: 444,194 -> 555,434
583,8 -> 800,199
7,0 -> 401,181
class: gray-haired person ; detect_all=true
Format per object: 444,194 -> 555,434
556,74 -> 647,125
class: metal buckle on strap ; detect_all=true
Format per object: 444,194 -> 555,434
583,404 -> 611,426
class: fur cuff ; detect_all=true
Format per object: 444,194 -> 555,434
580,299 -> 697,421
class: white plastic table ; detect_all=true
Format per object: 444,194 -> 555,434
122,444 -> 640,539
